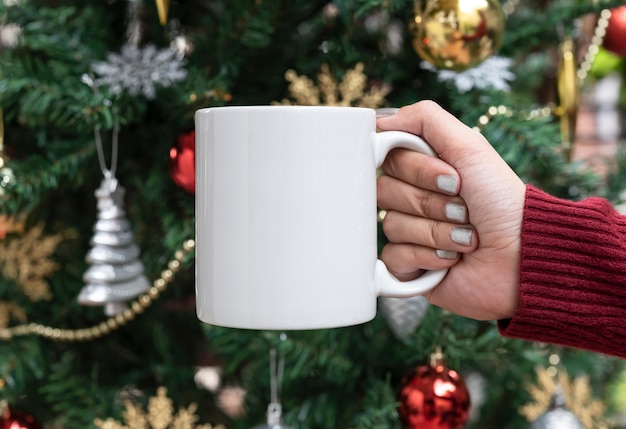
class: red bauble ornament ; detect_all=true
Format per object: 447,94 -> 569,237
397,354 -> 471,429
170,130 -> 196,193
0,407 -> 42,429
603,5 -> 626,57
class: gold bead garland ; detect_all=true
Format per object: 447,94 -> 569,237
473,104 -> 554,132
578,9 -> 612,82
0,239 -> 196,342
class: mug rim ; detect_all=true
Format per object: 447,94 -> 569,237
195,105 -> 375,113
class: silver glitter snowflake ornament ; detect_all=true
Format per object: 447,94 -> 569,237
422,56 -> 515,93
91,43 -> 187,99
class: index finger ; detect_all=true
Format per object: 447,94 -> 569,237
376,100 -> 494,168
381,148 -> 461,195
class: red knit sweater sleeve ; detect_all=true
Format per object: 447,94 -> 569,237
498,185 -> 626,358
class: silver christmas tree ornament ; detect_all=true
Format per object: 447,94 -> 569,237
379,295 -> 430,340
78,124 -> 149,316
78,176 -> 150,316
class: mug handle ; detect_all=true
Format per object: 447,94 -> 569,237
372,130 -> 449,297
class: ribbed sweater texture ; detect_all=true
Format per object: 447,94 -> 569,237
498,185 -> 626,358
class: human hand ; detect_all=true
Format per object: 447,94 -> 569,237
377,101 -> 526,320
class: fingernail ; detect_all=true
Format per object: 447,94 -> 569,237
450,227 -> 473,246
436,249 -> 458,259
375,108 -> 399,118
437,175 -> 458,194
445,202 -> 467,223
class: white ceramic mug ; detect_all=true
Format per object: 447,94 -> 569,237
195,105 -> 447,330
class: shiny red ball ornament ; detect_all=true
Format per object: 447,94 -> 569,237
0,407 -> 42,429
603,5 -> 626,57
397,353 -> 470,429
169,130 -> 196,193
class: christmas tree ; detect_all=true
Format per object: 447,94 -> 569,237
1,1 -> 626,428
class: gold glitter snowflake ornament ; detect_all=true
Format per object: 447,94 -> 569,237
275,63 -> 390,108
94,387 -> 225,429
0,223 -> 62,301
520,365 -> 608,429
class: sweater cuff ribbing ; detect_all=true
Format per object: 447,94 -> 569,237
498,185 -> 626,357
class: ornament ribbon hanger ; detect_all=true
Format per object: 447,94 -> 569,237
267,348 -> 285,425
94,123 -> 118,180
253,347 -> 294,429
81,73 -> 120,175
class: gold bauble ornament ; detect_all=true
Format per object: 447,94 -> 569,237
410,0 -> 505,71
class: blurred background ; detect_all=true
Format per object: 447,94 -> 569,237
1,1 -> 626,428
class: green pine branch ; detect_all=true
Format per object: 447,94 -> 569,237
1,141 -> 94,215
